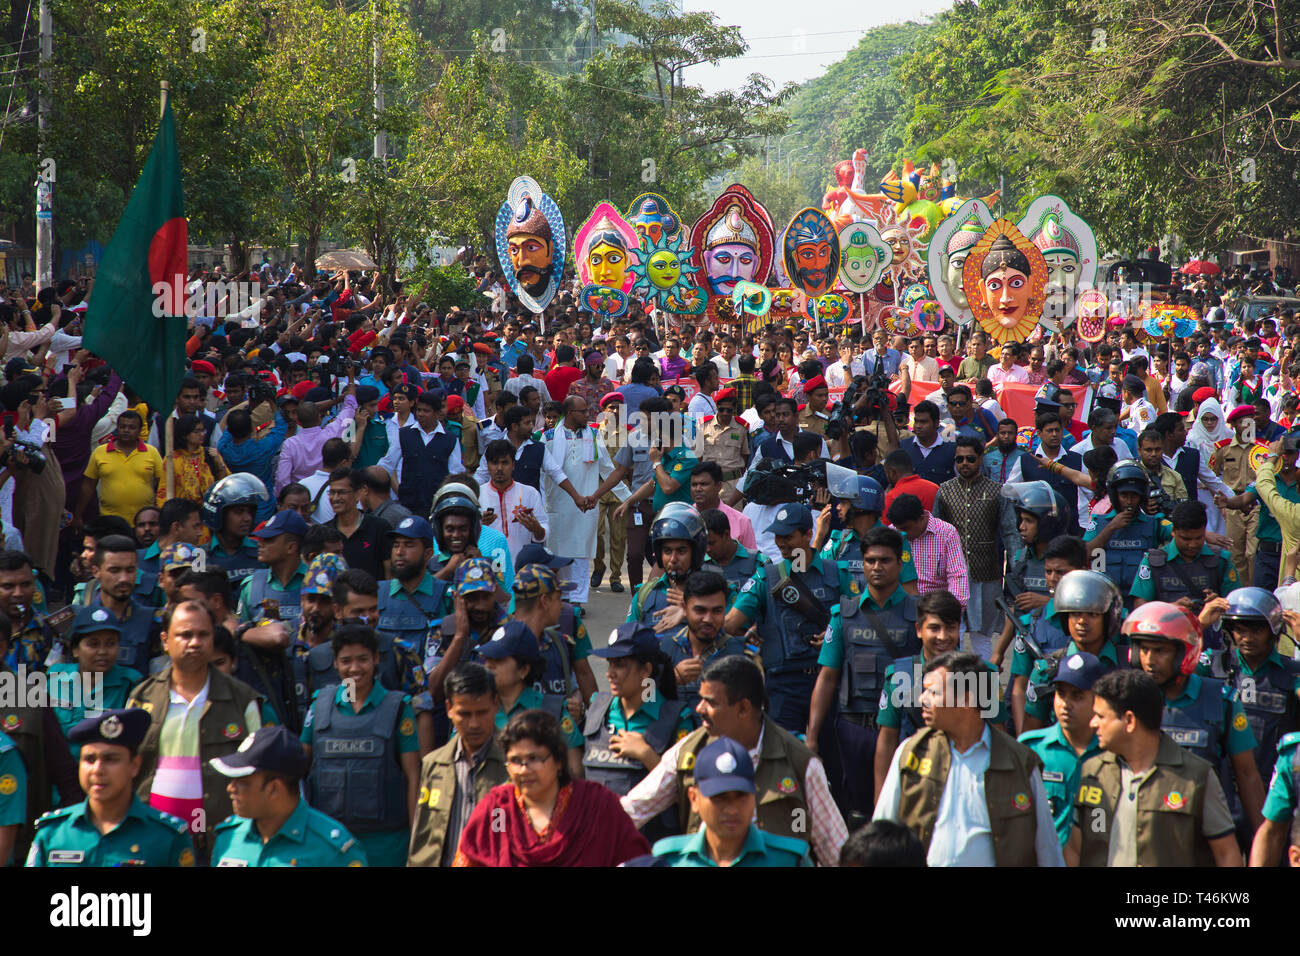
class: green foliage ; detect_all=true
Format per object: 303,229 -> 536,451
404,261 -> 482,311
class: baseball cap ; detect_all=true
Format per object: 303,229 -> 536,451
512,563 -> 575,600
252,510 -> 310,539
478,620 -> 541,661
160,541 -> 202,571
355,384 -> 380,405
302,553 -> 348,597
592,622 -> 660,659
766,503 -> 813,535
69,606 -> 123,639
693,737 -> 756,797
69,708 -> 151,754
455,557 -> 497,594
209,725 -> 310,779
515,544 -> 572,569
1053,651 -> 1106,691
1122,374 -> 1145,393
387,515 -> 434,543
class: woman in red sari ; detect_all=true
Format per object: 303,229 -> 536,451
453,710 -> 650,867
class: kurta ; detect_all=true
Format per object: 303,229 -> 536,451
543,425 -> 628,559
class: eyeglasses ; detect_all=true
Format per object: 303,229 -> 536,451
505,753 -> 553,770
954,454 -> 980,463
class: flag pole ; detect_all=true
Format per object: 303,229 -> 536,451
161,79 -> 176,501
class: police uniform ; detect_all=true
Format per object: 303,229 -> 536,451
237,563 -> 309,627
207,535 -> 262,585
48,662 -> 142,757
210,725 -> 367,866
797,406 -> 830,437
1245,469 -> 1300,591
652,736 -> 811,867
1008,599 -> 1071,683
661,629 -> 750,713
713,543 -> 769,593
1081,510 -> 1172,597
1023,638 -> 1127,725
301,680 -> 418,867
0,729 -> 27,864
477,619 -> 583,747
1260,730 -> 1300,826
627,559 -> 730,646
378,573 -> 449,661
1212,437 -> 1258,583
879,653 -> 1004,739
1130,540 -> 1239,643
1019,724 -> 1101,847
697,415 -> 751,491
1198,645 -> 1300,778
26,710 -> 196,868
820,528 -> 918,593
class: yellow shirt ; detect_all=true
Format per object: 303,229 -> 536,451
84,439 -> 165,522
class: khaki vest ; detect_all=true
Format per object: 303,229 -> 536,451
127,665 -> 263,846
406,737 -> 508,867
897,726 -> 1043,867
676,716 -> 815,856
1075,733 -> 1217,867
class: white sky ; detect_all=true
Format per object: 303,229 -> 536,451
684,0 -> 953,94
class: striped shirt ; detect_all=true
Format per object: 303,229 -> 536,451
149,679 -> 262,823
443,737 -> 495,866
901,514 -> 970,607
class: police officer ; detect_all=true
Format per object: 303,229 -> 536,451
650,737 -> 811,866
1210,405 -> 1260,584
816,471 -> 918,595
1130,500 -> 1239,645
0,722 -> 24,865
993,482 -> 1071,664
203,473 -> 268,584
727,503 -> 853,735
48,608 -> 144,754
1251,728 -> 1300,865
407,663 -> 509,867
211,725 -> 367,866
431,482 -> 513,595
477,617 -> 584,778
514,544 -> 598,710
1123,601 -> 1265,836
1018,651 -> 1105,847
696,388 -> 751,498
301,624 -> 420,867
667,570 -> 750,713
77,535 -> 161,675
27,709 -> 195,867
1065,669 -> 1241,867
237,509 -> 311,627
1007,536 -> 1088,730
1022,570 -> 1127,731
700,508 -> 767,591
584,623 -> 695,840
424,557 -> 508,702
1200,587 -> 1300,779
626,502 -> 711,642
377,516 -> 448,661
807,525 -> 921,822
1082,460 -> 1172,599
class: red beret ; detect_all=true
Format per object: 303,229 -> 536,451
445,395 -> 465,415
714,387 -> 738,404
1191,386 -> 1217,405
191,360 -> 217,376
599,391 -> 625,408
803,375 -> 828,392
1226,404 -> 1255,422
291,381 -> 315,400
472,342 -> 495,357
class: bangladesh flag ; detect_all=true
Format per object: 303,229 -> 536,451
84,100 -> 189,418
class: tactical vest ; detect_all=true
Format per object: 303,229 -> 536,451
719,550 -> 761,591
1162,677 -> 1227,770
1204,653 -> 1300,777
0,675 -> 52,850
397,428 -> 457,516
377,581 -> 447,659
245,570 -> 303,627
890,655 -> 926,738
896,726 -> 1043,866
208,545 -> 261,585
675,718 -> 813,855
234,644 -> 298,731
758,561 -> 839,674
307,688 -> 408,832
834,532 -> 867,591
406,738 -> 508,867
307,631 -> 405,700
90,600 -> 155,676
1147,549 -> 1222,606
1102,515 -> 1158,594
128,666 -> 263,840
134,569 -> 160,607
582,692 -> 686,795
536,606 -> 578,697
514,441 -> 546,491
837,594 -> 921,714
633,578 -> 688,647
1075,740 -> 1218,867
1014,547 -> 1050,598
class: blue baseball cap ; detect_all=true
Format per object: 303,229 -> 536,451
765,503 -> 813,536
592,622 -> 660,659
478,620 -> 541,660
69,708 -> 151,753
1053,651 -> 1107,691
252,509 -> 310,539
693,737 -> 756,797
515,543 -> 573,569
455,557 -> 497,594
70,606 -> 123,639
209,725 -> 310,779
387,515 -> 434,543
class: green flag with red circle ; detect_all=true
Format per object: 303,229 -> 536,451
85,100 -> 189,418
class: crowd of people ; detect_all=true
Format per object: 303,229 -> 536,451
1,256 -> 1300,868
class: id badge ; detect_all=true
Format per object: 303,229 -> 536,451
633,510 -> 644,526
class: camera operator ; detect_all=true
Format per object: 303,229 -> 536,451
741,435 -> 826,565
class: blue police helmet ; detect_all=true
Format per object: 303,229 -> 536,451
1001,480 -> 1069,540
825,461 -> 883,513
649,501 -> 706,568
1106,459 -> 1149,499
1221,587 -> 1284,636
201,472 -> 270,530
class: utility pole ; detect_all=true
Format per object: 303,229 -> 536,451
372,0 -> 385,160
35,0 -> 52,290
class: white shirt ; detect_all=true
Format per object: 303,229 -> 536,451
480,480 -> 548,563
742,501 -> 787,563
825,360 -> 855,388
378,421 -> 463,484
299,469 -> 336,522
712,354 -> 741,379
687,392 -> 718,418
873,725 -> 1064,867
384,411 -> 418,452
473,438 -> 568,489
988,363 -> 1029,386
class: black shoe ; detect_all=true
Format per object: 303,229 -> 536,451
590,572 -> 601,589
611,580 -> 625,593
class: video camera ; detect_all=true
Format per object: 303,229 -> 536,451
742,458 -> 832,505
825,357 -> 892,442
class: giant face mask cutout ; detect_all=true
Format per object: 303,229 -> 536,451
495,176 -> 566,313
690,185 -> 775,306
782,207 -> 840,298
963,219 -> 1047,344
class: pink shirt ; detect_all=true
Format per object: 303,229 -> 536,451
988,364 -> 1029,386
717,501 -> 757,550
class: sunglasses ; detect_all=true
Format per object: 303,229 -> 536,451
953,454 -> 979,463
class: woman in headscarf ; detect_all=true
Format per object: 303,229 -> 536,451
1188,396 -> 1231,535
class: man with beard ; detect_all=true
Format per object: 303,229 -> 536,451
376,516 -> 448,662
425,558 -> 509,707
702,204 -> 761,296
79,535 -> 160,677
506,197 -> 557,300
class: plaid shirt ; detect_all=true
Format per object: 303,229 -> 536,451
731,374 -> 758,414
903,513 -> 970,606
